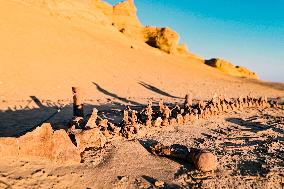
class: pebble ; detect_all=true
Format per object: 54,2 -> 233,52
154,180 -> 165,187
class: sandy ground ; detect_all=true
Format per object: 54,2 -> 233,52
0,106 -> 283,189
0,1 -> 284,188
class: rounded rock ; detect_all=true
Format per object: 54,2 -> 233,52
193,151 -> 218,172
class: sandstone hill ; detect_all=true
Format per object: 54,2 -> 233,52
0,0 -> 282,103
205,58 -> 259,79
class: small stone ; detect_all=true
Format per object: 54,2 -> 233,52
139,179 -> 152,188
153,117 -> 163,127
154,180 -> 165,187
117,176 -> 128,182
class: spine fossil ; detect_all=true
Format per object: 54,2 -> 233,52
66,91 -> 282,172
74,94 -> 280,140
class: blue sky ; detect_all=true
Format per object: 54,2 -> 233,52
105,0 -> 284,82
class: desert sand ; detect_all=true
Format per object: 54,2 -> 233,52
0,0 -> 283,188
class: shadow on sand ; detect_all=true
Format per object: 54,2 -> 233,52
0,81 -> 192,137
0,94 -> 144,137
138,81 -> 183,99
226,116 -> 284,136
221,116 -> 284,176
93,82 -> 142,106
0,96 -> 70,137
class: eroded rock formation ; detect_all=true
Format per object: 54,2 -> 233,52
74,128 -> 106,152
205,58 -> 258,79
143,27 -> 180,54
112,0 -> 142,31
0,123 -> 81,163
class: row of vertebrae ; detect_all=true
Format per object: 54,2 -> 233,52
199,96 -> 270,118
119,95 -> 281,139
82,95 -> 280,139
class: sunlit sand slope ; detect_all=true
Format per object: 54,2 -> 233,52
0,1 -> 283,103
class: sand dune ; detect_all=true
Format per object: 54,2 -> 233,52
0,0 -> 283,104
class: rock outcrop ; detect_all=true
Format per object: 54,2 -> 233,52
143,27 -> 180,54
75,128 -> 107,152
112,0 -> 142,30
106,0 -> 194,55
205,58 -> 258,79
0,121 -> 109,162
98,0 -> 192,54
92,0 -> 143,36
0,123 -> 81,163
